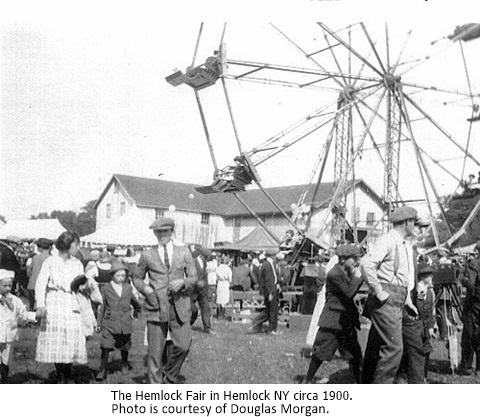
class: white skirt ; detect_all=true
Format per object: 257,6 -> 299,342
216,280 -> 230,306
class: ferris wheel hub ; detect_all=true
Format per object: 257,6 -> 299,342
383,73 -> 401,89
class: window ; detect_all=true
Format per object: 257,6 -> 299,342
120,202 -> 126,215
201,213 -> 210,225
155,209 -> 165,219
113,182 -> 119,194
366,212 -> 375,226
106,204 -> 111,219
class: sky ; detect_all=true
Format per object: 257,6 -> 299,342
1,1 -> 479,221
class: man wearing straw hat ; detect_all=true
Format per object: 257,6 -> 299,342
133,217 -> 197,384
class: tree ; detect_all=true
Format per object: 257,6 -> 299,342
29,200 -> 97,237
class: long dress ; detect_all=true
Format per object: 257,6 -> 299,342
35,254 -> 87,364
216,264 -> 232,306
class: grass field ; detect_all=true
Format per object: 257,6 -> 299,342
7,315 -> 480,384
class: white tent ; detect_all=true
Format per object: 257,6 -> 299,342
0,219 -> 66,240
81,207 -> 157,246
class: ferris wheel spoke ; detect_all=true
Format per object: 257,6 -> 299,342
403,92 -> 480,166
391,29 -> 412,73
397,89 -> 454,241
360,23 -> 387,74
320,26 -> 348,86
317,22 -> 384,78
269,23 -> 346,89
385,24 -> 391,71
253,85 -> 381,167
402,81 -> 478,98
352,100 -> 385,164
358,99 -> 462,183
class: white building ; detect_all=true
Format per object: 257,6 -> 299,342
93,174 -> 385,247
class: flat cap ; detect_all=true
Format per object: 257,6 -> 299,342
265,248 -> 280,257
0,269 -> 15,280
109,259 -> 128,275
335,244 -> 362,258
417,263 -> 435,276
149,217 -> 175,230
390,206 -> 417,223
5,235 -> 21,244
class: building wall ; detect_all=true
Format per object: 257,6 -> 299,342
137,207 -> 226,248
223,215 -> 292,244
223,185 -> 385,247
96,180 -> 133,230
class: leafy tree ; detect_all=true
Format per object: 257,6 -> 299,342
29,200 -> 97,237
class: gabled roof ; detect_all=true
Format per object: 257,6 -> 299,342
95,174 -> 384,217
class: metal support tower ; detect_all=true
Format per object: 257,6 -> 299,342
384,75 -> 402,229
331,88 -> 354,244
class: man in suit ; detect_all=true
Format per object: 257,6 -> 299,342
302,244 -> 364,384
133,217 -> 197,384
249,248 -> 280,335
189,245 -> 212,334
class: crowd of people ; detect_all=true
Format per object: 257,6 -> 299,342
1,207 -> 480,384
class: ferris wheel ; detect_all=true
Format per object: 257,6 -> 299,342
166,22 -> 480,249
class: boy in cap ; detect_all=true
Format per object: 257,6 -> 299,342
361,205 -> 418,384
95,259 -> 141,381
303,244 -> 364,383
0,269 -> 39,383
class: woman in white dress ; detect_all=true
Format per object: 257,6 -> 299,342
215,255 -> 232,319
35,231 -> 87,383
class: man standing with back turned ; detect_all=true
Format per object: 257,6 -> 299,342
133,217 -> 197,384
361,206 -> 418,384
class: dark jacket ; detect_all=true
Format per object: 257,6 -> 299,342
258,259 -> 277,297
317,263 -> 364,332
232,261 -> 255,291
97,282 -> 141,334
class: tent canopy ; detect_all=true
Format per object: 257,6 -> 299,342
218,226 -> 280,252
81,207 -> 157,247
0,219 -> 66,240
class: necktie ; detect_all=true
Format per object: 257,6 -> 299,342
163,245 -> 170,270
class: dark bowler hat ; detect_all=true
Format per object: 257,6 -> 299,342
149,217 -> 175,230
335,244 -> 362,258
417,263 -> 435,277
390,206 -> 417,223
109,259 -> 128,275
